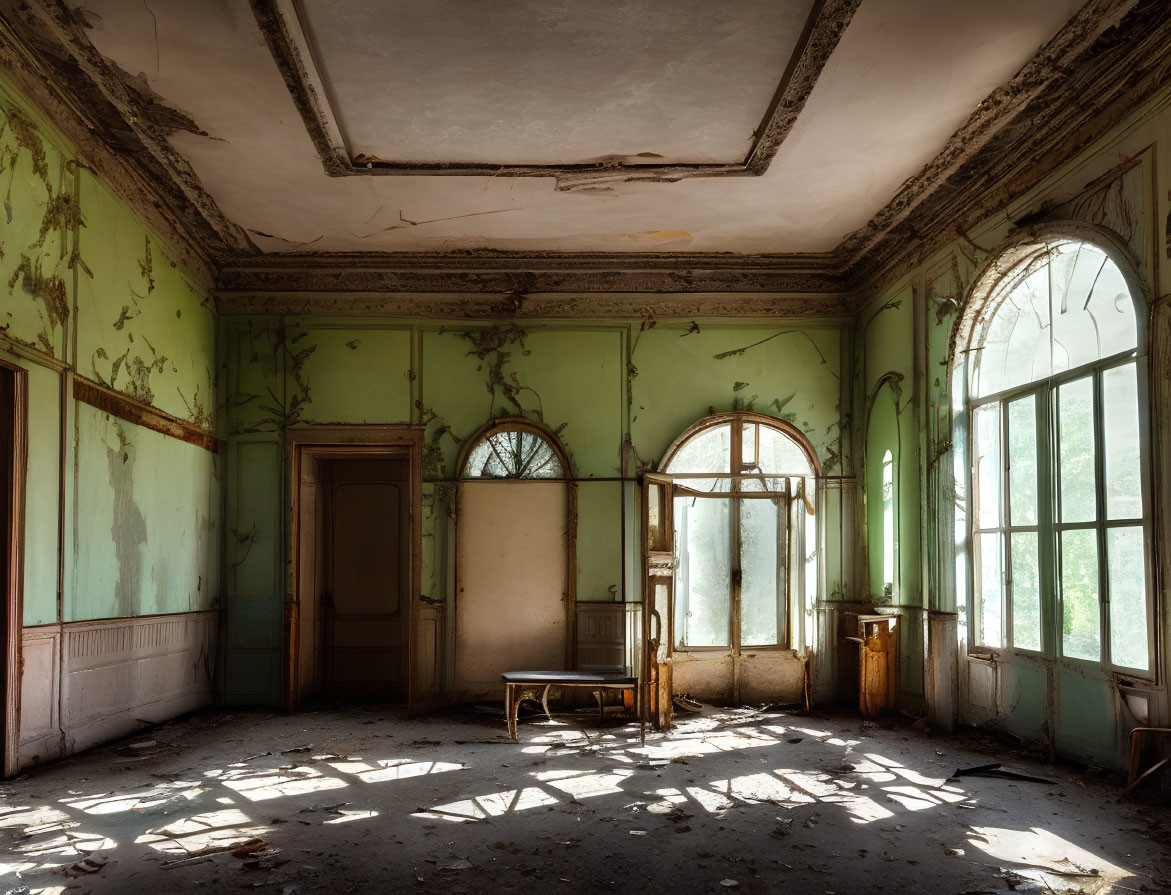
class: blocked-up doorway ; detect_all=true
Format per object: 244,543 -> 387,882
288,429 -> 424,709
453,421 -> 571,699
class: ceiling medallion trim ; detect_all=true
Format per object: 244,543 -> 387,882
249,0 -> 861,189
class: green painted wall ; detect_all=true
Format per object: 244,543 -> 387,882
220,316 -> 853,705
1,75 -> 219,628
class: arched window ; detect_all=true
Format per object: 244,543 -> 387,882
882,450 -> 895,597
959,237 -> 1150,671
661,413 -> 818,649
462,421 -> 566,479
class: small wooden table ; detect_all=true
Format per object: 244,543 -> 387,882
501,671 -> 638,741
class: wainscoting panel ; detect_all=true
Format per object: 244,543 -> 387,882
18,610 -> 217,768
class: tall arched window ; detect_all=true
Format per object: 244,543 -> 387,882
661,413 -> 818,650
959,236 -> 1151,671
882,450 -> 895,597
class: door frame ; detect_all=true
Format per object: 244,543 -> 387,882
286,426 -> 423,712
0,360 -> 28,777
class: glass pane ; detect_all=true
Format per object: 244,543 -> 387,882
1108,526 -> 1148,669
1010,532 -> 1041,651
465,429 -> 563,478
1103,363 -> 1141,520
741,474 -> 790,493
974,264 -> 1050,397
647,484 -> 662,551
1050,242 -> 1136,367
674,496 -> 730,647
882,451 -> 894,590
1058,377 -> 1096,523
749,423 -> 814,476
1061,528 -> 1100,661
1007,396 -> 1038,526
666,423 -> 730,474
1050,243 -> 1109,371
978,531 -> 1003,648
973,403 -> 1001,530
740,498 -> 784,646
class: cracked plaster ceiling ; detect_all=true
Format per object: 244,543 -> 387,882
64,0 -> 1084,255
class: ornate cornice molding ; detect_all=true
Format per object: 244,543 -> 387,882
0,11 -> 219,288
215,289 -> 852,319
0,0 -> 255,261
215,251 -> 854,315
842,0 -> 1171,297
3,0 -> 1169,315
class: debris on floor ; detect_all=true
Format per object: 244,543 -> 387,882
0,705 -> 1166,893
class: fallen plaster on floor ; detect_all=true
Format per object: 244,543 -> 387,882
0,706 -> 1167,894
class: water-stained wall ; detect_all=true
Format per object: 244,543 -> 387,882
0,75 -> 220,767
219,315 -> 857,706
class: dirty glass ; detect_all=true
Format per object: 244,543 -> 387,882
1010,532 -> 1041,652
973,403 -> 1001,531
646,483 -> 663,551
464,429 -> 563,478
1061,529 -> 1100,661
740,498 -> 783,646
1007,396 -> 1037,526
674,496 -> 731,647
666,423 -> 731,492
1058,378 -> 1096,523
745,423 -> 814,476
667,423 -> 730,474
1103,362 -> 1141,520
1108,526 -> 1147,669
978,532 -> 1003,649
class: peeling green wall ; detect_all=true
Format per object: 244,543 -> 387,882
220,316 -> 853,705
1,74 -> 219,628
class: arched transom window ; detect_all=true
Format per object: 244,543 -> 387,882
462,422 -> 565,479
662,414 -> 818,650
963,238 -> 1150,671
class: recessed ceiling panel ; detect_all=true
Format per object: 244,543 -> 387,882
281,0 -> 818,171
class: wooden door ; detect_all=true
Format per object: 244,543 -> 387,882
324,458 -> 409,700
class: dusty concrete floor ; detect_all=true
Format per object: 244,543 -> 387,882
1,704 -> 1168,894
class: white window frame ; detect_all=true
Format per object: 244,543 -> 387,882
954,231 -> 1155,677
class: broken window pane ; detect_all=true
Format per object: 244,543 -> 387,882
1007,396 -> 1037,526
1108,525 -> 1147,670
1011,531 -> 1041,652
674,496 -> 731,647
740,498 -> 783,646
1058,378 -> 1096,523
1061,528 -> 1100,661
464,428 -> 564,478
1103,362 -> 1141,520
